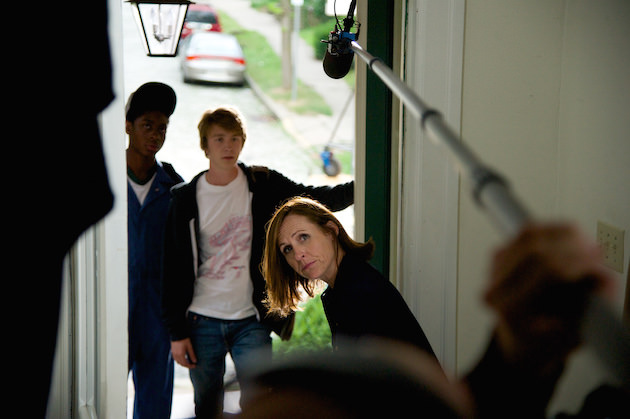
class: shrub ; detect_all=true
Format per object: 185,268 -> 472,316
273,293 -> 332,355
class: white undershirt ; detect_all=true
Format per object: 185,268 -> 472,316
188,170 -> 256,320
128,172 -> 156,205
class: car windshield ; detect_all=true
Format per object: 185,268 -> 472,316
189,35 -> 240,56
186,10 -> 218,24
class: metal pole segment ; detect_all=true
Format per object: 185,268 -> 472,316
352,41 -> 531,235
350,40 -> 630,385
352,42 -> 429,121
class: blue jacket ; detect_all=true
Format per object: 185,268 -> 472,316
128,162 -> 183,331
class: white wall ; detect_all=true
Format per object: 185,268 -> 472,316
457,0 -> 629,414
547,1 -> 630,412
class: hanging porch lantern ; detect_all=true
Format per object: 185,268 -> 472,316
127,0 -> 193,57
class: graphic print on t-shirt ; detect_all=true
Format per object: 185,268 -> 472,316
201,214 -> 252,280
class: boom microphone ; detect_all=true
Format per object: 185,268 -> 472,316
322,0 -> 358,79
323,49 -> 355,79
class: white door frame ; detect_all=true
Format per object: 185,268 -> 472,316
47,0 -> 128,417
396,0 -> 464,372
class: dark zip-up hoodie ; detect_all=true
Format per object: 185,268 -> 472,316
161,162 -> 354,341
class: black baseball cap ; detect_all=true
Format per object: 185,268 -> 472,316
125,82 -> 177,122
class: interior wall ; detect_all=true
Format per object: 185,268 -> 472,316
546,0 -> 630,412
457,0 -> 629,414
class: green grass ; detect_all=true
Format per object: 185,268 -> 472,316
272,293 -> 332,356
334,149 -> 353,174
219,11 -> 332,116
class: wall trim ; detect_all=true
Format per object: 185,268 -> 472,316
397,0 -> 465,372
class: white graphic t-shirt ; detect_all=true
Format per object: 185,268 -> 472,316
188,169 -> 256,320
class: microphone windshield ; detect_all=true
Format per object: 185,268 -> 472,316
323,50 -> 354,79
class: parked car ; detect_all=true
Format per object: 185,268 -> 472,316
179,32 -> 246,85
181,3 -> 222,39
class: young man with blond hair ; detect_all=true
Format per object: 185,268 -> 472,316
162,106 -> 353,418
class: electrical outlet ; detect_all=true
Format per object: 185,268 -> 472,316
597,221 -> 625,273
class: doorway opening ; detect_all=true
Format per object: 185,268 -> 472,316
122,1 -> 356,416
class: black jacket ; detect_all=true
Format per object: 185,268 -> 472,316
162,162 -> 354,341
321,254 -> 438,360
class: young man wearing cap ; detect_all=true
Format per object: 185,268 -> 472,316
126,82 -> 184,419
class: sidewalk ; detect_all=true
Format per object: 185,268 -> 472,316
212,0 -> 355,152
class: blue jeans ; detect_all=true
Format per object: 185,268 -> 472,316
188,313 -> 272,418
129,303 -> 174,419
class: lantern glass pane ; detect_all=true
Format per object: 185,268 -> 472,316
135,3 -> 188,56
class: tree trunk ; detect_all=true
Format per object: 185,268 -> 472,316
281,0 -> 292,91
